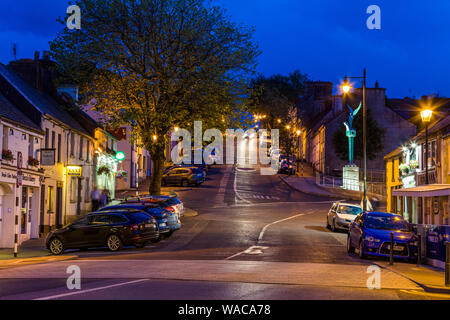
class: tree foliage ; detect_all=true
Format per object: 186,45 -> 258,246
50,0 -> 260,193
332,108 -> 386,163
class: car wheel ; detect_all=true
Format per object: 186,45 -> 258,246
49,238 -> 64,255
347,236 -> 355,253
135,242 -> 147,248
359,240 -> 367,259
106,234 -> 123,252
331,218 -> 336,232
326,216 -> 330,229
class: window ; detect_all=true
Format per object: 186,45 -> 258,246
28,136 -> 34,161
110,215 -> 128,224
85,178 -> 90,203
79,136 -> 84,160
70,177 -> 77,203
57,134 -> 61,162
391,159 -> 395,182
89,215 -> 110,225
51,131 -> 55,149
86,141 -> 90,162
45,128 -> 49,148
422,140 -> 437,169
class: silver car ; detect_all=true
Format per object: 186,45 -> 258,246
326,202 -> 362,232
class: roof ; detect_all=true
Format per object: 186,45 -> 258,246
0,93 -> 43,133
384,116 -> 450,159
0,63 -> 90,136
392,184 -> 450,197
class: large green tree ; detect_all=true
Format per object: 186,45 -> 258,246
50,0 -> 259,194
332,109 -> 386,163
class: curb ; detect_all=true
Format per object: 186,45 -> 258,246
184,208 -> 199,217
279,175 -> 341,199
0,255 -> 78,267
375,263 -> 450,294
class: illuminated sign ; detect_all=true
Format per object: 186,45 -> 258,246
67,165 -> 82,177
115,151 -> 125,161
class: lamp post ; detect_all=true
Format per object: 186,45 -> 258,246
420,109 -> 433,185
341,69 -> 367,211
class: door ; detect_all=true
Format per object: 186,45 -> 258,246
64,217 -> 91,248
85,214 -> 111,246
56,187 -> 63,228
76,178 -> 82,215
40,185 -> 45,234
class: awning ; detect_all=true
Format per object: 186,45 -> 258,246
392,184 -> 450,197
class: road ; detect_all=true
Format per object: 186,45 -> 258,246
0,165 -> 448,300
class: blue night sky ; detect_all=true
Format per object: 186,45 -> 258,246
1,0 -> 449,98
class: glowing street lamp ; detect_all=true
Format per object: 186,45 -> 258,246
421,109 -> 433,184
285,125 -> 290,130
341,78 -> 352,94
152,135 -> 158,141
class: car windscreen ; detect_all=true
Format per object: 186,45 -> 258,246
365,215 -> 409,231
339,206 -> 362,215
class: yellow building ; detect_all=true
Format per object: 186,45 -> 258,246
385,117 -> 450,225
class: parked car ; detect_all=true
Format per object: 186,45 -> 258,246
278,159 -> 296,174
347,211 -> 418,261
46,209 -> 160,255
162,166 -> 205,186
125,195 -> 185,218
100,203 -> 176,237
326,202 -> 362,232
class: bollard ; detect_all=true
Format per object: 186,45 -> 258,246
445,242 -> 450,287
13,215 -> 18,258
417,234 -> 422,266
389,232 -> 394,265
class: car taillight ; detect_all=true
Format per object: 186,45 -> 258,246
130,224 -> 139,231
166,206 -> 175,212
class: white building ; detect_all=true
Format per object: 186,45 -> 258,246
0,93 -> 44,247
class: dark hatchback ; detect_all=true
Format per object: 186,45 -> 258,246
46,210 -> 159,255
101,203 -> 178,236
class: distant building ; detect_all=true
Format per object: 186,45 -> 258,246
302,81 -> 417,176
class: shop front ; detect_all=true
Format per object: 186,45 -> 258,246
0,165 -> 42,248
96,153 -> 117,200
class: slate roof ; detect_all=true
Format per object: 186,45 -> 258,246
0,63 -> 90,136
0,92 -> 43,133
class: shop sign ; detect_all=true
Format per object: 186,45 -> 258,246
67,165 -> 82,177
41,149 -> 56,166
17,170 -> 22,186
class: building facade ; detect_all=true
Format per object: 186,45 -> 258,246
385,116 -> 450,225
0,93 -> 44,247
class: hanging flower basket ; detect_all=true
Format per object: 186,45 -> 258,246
399,163 -> 409,175
28,156 -> 40,167
1,149 -> 14,162
97,165 -> 111,176
408,160 -> 419,170
116,170 -> 128,179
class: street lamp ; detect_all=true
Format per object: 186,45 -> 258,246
421,109 -> 433,184
341,69 -> 367,211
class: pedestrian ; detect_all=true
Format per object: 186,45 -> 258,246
90,187 -> 101,211
100,189 -> 109,208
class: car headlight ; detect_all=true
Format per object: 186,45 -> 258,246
365,235 -> 380,242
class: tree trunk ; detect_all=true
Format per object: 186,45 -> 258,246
149,143 -> 166,195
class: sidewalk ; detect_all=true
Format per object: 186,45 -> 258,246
280,174 -> 341,198
376,260 -> 450,294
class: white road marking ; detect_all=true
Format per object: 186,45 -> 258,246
233,167 -> 252,204
225,211 -> 312,260
33,279 -> 150,300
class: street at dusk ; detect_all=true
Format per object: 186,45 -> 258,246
0,0 -> 449,313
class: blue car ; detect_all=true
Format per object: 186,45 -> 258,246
347,211 -> 418,261
100,204 -> 177,239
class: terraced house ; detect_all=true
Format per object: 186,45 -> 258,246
0,53 -> 97,238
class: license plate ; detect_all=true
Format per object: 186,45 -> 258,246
145,224 -> 154,228
159,223 -> 166,227
387,245 -> 404,251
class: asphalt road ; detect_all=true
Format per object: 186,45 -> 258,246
0,164 -> 448,300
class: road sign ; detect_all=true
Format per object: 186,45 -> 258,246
17,170 -> 23,187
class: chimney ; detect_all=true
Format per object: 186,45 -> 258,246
375,80 -> 379,89
42,51 -> 50,60
34,51 -> 40,61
